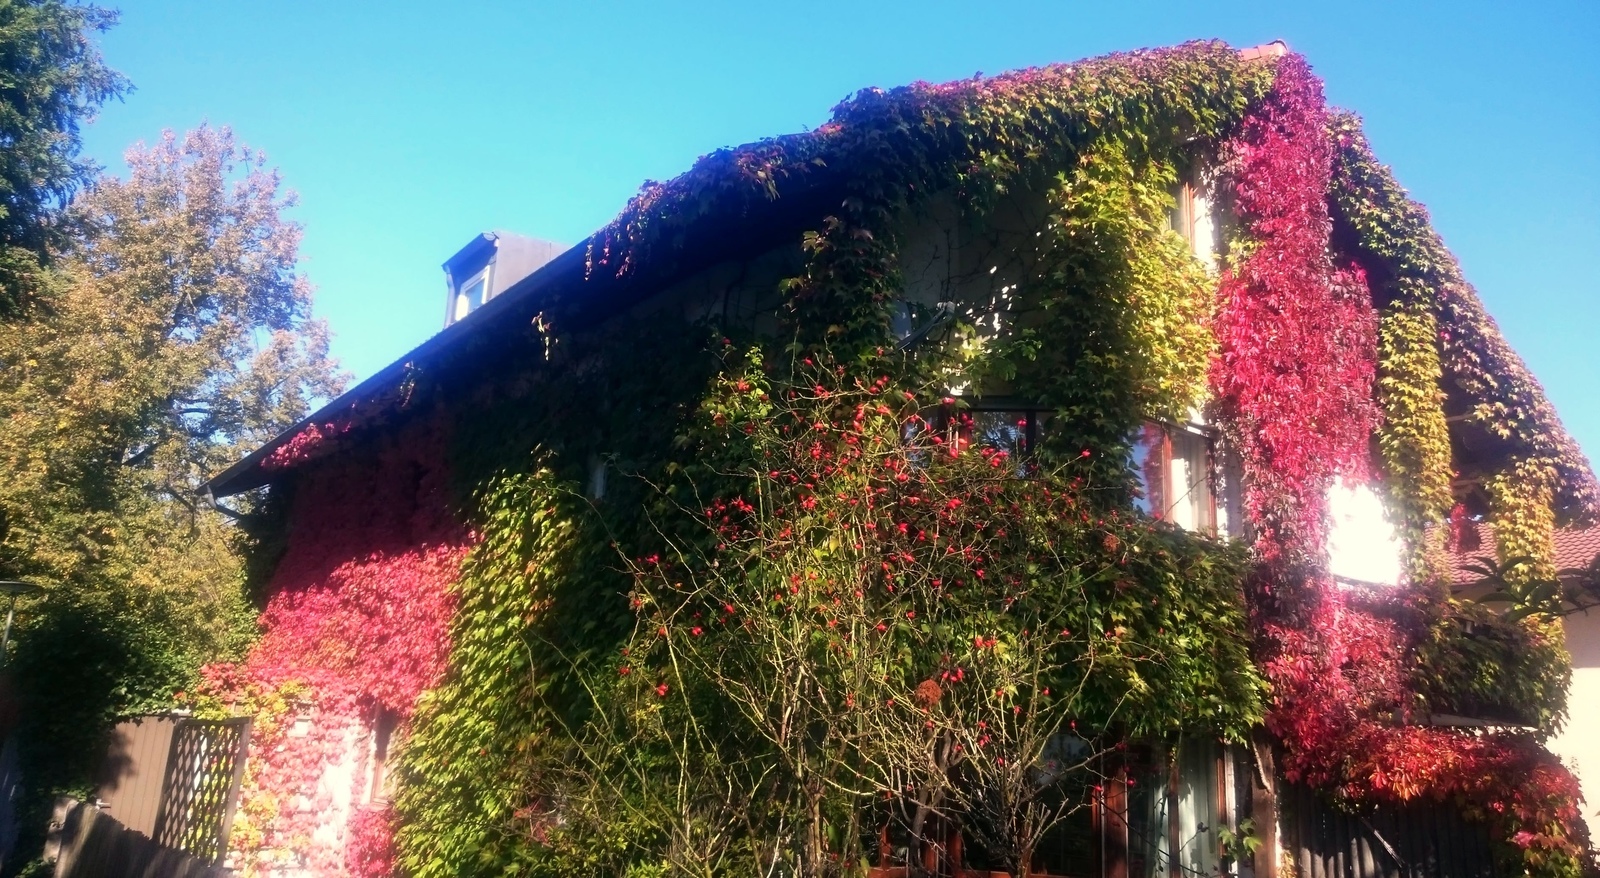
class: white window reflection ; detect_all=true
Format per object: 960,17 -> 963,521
1327,480 -> 1404,587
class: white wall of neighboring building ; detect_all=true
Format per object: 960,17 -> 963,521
1550,610 -> 1600,833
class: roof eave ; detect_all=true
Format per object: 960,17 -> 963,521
204,240 -> 592,497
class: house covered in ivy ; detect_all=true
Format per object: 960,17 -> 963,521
198,41 -> 1599,878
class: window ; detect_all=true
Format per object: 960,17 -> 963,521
931,403 -> 1046,476
863,738 -> 1249,877
362,709 -> 399,805
1327,480 -> 1404,587
1167,181 -> 1195,240
452,267 -> 490,322
954,407 -> 1040,459
1131,422 -> 1216,534
1167,178 -> 1218,272
928,412 -> 1223,535
1124,739 -> 1247,878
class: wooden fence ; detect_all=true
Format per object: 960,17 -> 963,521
1280,783 -> 1500,878
90,715 -> 250,867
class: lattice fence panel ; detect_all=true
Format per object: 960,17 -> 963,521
151,717 -> 250,865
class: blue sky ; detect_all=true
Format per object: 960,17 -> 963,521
82,1 -> 1597,461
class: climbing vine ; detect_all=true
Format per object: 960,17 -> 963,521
1328,112 -> 1598,538
388,467 -> 593,876
198,414 -> 468,875
980,141 -> 1216,490
1326,114 -> 1456,578
591,42 -> 1275,291
1327,103 -> 1589,875
1216,58 -> 1589,877
1210,54 -> 1379,572
389,43 -> 1279,875
1327,122 -> 1584,874
387,320 -> 725,877
1412,597 -> 1569,731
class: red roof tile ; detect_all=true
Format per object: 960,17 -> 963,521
1440,521 -> 1600,584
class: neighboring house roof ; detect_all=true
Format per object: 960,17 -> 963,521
1441,521 -> 1600,584
203,40 -> 1599,516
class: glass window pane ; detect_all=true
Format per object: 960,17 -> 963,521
463,277 -> 486,310
1129,424 -> 1216,533
1127,747 -> 1170,878
969,410 -> 1029,458
1174,737 -> 1223,875
1131,423 -> 1163,517
1168,430 -> 1212,532
1030,733 -> 1096,876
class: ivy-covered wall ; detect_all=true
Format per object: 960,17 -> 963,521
205,40 -> 1598,878
196,411 -> 470,875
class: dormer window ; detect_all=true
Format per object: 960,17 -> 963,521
442,232 -> 565,328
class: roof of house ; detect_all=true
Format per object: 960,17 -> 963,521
203,40 -> 1599,517
1442,521 -> 1600,584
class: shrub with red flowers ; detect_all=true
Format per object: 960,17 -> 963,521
518,353 -> 1262,875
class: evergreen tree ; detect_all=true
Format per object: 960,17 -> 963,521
0,0 -> 126,314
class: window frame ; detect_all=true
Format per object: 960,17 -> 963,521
923,403 -> 1227,537
932,396 -> 1046,461
362,708 -> 399,806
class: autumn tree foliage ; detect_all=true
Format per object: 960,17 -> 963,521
0,126 -> 344,841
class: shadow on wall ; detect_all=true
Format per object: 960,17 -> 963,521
91,717 -> 177,839
91,728 -> 135,806
1566,611 -> 1600,671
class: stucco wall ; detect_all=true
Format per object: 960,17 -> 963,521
1550,611 -> 1600,833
